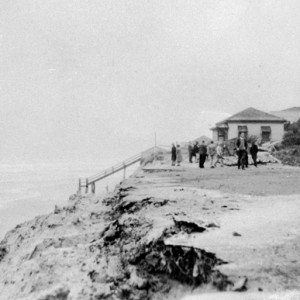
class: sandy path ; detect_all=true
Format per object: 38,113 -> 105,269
144,158 -> 300,297
166,193 -> 300,289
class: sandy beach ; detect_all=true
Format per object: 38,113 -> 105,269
0,151 -> 300,299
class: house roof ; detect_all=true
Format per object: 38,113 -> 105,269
216,107 -> 286,125
192,135 -> 212,143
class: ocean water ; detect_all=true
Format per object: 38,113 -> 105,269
0,161 -> 139,240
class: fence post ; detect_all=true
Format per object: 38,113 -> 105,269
91,182 -> 95,194
85,178 -> 88,194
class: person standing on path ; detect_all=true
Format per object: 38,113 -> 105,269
207,141 -> 217,168
171,144 -> 176,166
198,140 -> 207,168
188,142 -> 193,163
193,142 -> 199,163
176,144 -> 183,166
236,133 -> 248,170
214,142 -> 224,167
250,141 -> 258,167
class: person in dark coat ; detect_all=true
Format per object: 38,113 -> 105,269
236,133 -> 248,170
198,140 -> 207,168
250,141 -> 258,167
188,142 -> 193,163
171,143 -> 176,166
193,142 -> 199,163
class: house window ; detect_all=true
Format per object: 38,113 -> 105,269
238,126 -> 248,138
261,126 -> 271,142
218,129 -> 227,141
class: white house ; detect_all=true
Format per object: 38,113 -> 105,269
210,107 -> 286,142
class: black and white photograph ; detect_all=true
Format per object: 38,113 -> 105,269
0,1 -> 300,299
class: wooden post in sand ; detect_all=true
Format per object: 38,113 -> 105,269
85,178 -> 88,194
91,182 -> 95,194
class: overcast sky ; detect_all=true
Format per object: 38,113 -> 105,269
1,0 -> 300,163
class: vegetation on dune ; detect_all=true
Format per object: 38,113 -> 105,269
274,146 -> 300,166
273,118 -> 300,166
283,119 -> 300,146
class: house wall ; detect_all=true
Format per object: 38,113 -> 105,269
212,129 -> 218,141
227,122 -> 285,141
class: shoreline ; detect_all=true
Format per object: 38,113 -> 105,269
0,162 -> 138,241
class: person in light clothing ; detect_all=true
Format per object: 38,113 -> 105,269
176,144 -> 183,166
214,142 -> 224,167
193,142 -> 199,163
207,141 -> 217,168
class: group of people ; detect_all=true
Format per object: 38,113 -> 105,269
236,132 -> 258,170
171,144 -> 183,166
172,133 -> 259,170
188,140 -> 225,169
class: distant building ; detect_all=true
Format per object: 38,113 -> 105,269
192,135 -> 212,144
180,136 -> 212,149
210,107 -> 286,142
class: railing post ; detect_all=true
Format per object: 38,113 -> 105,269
91,182 -> 95,194
123,163 -> 126,180
85,178 -> 88,194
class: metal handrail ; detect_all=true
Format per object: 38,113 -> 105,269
87,153 -> 142,184
78,155 -> 141,186
77,146 -> 160,193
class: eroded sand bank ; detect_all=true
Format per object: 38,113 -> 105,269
0,154 -> 300,299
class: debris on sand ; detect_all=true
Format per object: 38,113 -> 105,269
231,276 -> 248,291
135,239 -> 230,290
171,217 -> 206,234
0,247 -> 7,262
223,152 -> 280,166
232,232 -> 242,237
90,197 -> 239,300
